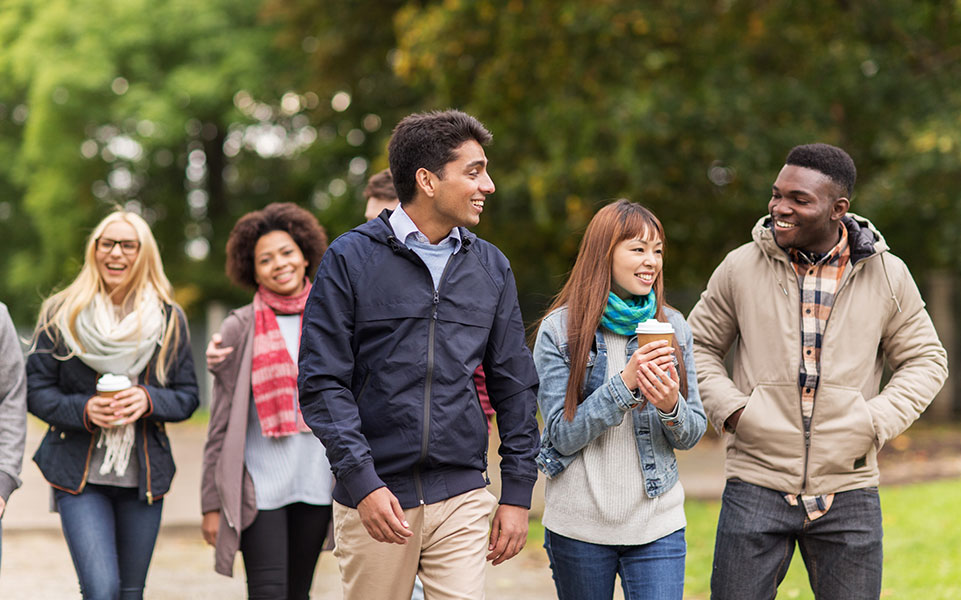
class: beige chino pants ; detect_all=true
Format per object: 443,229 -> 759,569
333,488 -> 498,600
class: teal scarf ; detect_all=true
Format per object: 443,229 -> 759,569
600,291 -> 656,336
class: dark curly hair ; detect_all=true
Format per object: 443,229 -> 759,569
225,202 -> 328,289
785,143 -> 857,198
388,110 -> 492,205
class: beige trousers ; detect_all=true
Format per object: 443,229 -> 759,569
333,488 -> 498,600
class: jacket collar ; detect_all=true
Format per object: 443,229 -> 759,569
356,209 -> 476,254
752,212 -> 888,266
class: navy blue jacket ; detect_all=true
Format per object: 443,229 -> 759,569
298,212 -> 540,510
27,307 -> 199,503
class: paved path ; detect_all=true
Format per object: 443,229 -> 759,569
0,418 -> 728,598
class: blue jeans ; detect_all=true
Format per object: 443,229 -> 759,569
55,484 -> 164,600
711,479 -> 883,600
544,528 -> 686,600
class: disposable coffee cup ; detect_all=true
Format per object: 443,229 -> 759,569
96,374 -> 132,426
635,319 -> 675,348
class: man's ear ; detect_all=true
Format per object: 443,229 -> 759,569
832,196 -> 850,221
415,167 -> 435,198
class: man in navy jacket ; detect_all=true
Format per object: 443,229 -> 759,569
298,110 -> 540,599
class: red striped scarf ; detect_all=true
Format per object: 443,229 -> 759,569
251,281 -> 312,437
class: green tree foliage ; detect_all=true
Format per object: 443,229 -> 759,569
2,0 -> 961,326
387,0 -> 961,315
0,0 -> 341,320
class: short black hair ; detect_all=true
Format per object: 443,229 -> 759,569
363,168 -> 397,202
388,110 -> 492,205
785,143 -> 856,198
225,202 -> 328,289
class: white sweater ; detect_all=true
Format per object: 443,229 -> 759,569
541,330 -> 686,545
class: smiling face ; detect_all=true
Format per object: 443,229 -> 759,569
769,164 -> 849,254
610,230 -> 663,299
411,139 -> 495,242
253,230 -> 309,296
95,220 -> 141,298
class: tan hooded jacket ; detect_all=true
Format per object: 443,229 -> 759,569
688,213 -> 948,495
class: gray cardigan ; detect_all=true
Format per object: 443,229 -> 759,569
0,302 -> 26,504
201,304 -> 259,576
200,304 -> 333,577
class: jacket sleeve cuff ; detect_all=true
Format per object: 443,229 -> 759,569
498,475 -> 535,509
341,462 -> 387,506
657,398 -> 682,425
0,471 -> 19,502
139,385 -> 154,418
607,374 -> 643,411
201,497 -> 221,514
83,400 -> 97,432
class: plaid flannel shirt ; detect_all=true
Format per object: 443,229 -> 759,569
783,224 -> 850,520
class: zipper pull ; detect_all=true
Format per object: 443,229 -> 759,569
146,491 -> 154,506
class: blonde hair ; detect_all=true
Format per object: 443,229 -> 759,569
32,210 -> 184,385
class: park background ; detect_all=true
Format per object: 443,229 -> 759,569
1,1 -> 960,598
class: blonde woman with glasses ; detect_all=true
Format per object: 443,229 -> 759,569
27,209 -> 199,600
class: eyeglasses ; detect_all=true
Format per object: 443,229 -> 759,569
95,237 -> 140,255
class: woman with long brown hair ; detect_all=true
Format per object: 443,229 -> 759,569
533,199 -> 706,600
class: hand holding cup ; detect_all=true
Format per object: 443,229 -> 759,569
634,320 -> 680,411
89,374 -> 145,428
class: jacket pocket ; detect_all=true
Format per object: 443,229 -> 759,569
808,384 -> 877,477
733,382 -> 804,473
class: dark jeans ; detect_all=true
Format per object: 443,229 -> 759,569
54,484 -> 164,600
240,502 -> 332,600
711,479 -> 883,600
544,527 -> 686,600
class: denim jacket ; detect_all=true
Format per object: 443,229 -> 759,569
533,305 -> 706,498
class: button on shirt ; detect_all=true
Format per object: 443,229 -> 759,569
388,205 -> 462,289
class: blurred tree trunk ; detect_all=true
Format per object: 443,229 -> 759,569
926,270 -> 956,419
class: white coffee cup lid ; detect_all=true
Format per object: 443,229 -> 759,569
97,373 -> 132,392
635,319 -> 674,334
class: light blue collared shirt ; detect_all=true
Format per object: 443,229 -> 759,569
387,204 -> 463,254
388,205 -> 462,290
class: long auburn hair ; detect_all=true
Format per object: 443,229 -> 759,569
535,199 -> 688,421
31,210 -> 184,385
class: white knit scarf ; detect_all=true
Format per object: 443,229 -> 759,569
60,289 -> 166,477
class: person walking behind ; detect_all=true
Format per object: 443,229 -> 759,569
27,209 -> 199,600
533,199 -> 706,600
0,301 -> 26,573
298,109 -> 540,600
687,143 -> 948,599
201,202 -> 333,599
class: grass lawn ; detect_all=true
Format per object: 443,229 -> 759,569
531,478 -> 961,599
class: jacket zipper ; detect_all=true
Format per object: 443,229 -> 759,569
143,420 -> 153,504
78,435 -> 96,493
414,253 -> 456,505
